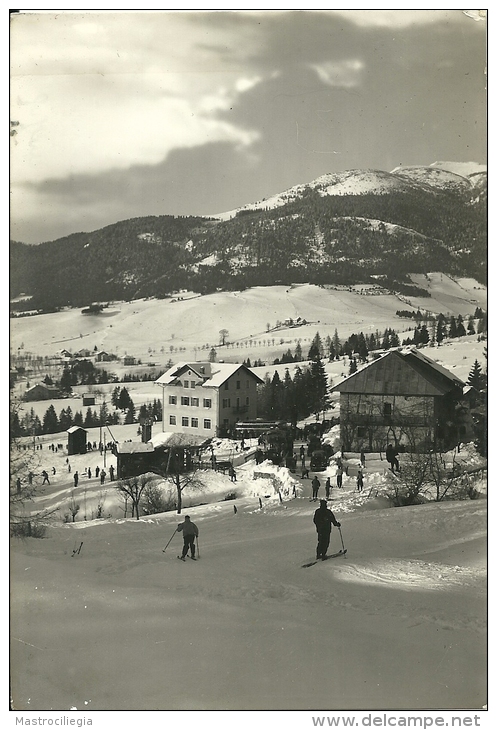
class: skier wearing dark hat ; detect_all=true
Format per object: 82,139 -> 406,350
177,515 -> 199,561
313,500 -> 341,560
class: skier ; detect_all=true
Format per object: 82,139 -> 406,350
356,467 -> 364,492
88,468 -> 92,479
311,475 -> 320,502
313,499 -> 341,560
176,515 -> 199,561
41,470 -> 50,485
95,466 -> 100,479
74,471 -> 79,488
386,443 -> 400,472
100,469 -> 106,485
109,465 -> 115,481
325,477 -> 332,500
336,464 -> 343,489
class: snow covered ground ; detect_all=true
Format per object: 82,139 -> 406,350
10,440 -> 487,712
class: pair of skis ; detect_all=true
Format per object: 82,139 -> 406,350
301,549 -> 347,568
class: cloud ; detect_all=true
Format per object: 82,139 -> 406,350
10,12 -> 263,187
310,59 -> 364,88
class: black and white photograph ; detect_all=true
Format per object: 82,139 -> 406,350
9,8 -> 488,719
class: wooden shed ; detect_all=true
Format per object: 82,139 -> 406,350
67,426 -> 88,456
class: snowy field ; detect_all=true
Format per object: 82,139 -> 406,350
10,276 -> 487,364
10,441 -> 487,712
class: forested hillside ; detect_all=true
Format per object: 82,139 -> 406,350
10,166 -> 486,313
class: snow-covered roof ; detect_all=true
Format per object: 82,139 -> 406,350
155,361 -> 263,388
117,441 -> 154,454
66,426 -> 87,434
150,431 -> 210,449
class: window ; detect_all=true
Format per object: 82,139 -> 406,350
191,381 -> 196,389
169,415 -> 176,425
222,398 -> 230,408
184,380 -> 189,388
203,419 -> 211,429
357,426 -> 366,437
182,417 -> 189,427
181,396 -> 190,406
236,380 -> 241,390
383,402 -> 392,417
203,398 -> 212,408
245,397 -> 250,406
191,397 -> 199,407
168,395 -> 177,405
191,418 -> 198,428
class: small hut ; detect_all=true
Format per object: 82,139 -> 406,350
67,426 -> 88,456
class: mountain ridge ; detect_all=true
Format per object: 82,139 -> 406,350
10,161 -> 486,313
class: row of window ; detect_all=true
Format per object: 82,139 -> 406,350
222,397 -> 250,408
169,396 -> 211,407
224,380 -> 250,390
169,415 -> 211,429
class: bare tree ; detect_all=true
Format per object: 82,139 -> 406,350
67,492 -> 80,522
219,329 -> 229,346
115,474 -> 157,519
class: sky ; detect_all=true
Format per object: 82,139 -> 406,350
10,9 -> 487,244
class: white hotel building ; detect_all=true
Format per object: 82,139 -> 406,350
155,362 -> 263,438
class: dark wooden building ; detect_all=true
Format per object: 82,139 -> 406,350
67,426 -> 88,455
24,383 -> 61,401
331,348 -> 472,452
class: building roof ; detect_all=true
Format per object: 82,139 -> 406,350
331,348 -> 465,397
149,431 -> 211,449
155,361 -> 264,388
67,426 -> 87,434
26,383 -> 60,393
116,441 -> 154,454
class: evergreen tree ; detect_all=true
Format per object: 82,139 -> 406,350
308,356 -> 330,417
73,410 -> 84,427
308,332 -> 324,361
294,341 -> 303,362
42,405 -> 59,434
348,357 -> 358,375
467,360 -> 486,392
332,328 -> 341,357
356,332 -> 369,361
436,315 -> 446,345
448,316 -> 458,338
60,367 -> 73,394
58,407 -> 73,431
124,401 -> 136,424
456,314 -> 466,338
117,387 -> 132,412
84,408 -> 95,428
111,386 -> 121,409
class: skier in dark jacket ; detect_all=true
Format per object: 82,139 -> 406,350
311,475 -> 320,501
177,515 -> 199,560
313,500 -> 341,560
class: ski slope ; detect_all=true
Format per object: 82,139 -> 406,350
10,446 -> 487,711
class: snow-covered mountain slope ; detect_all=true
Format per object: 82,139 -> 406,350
211,162 -> 487,221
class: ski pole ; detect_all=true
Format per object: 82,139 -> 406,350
338,525 -> 346,552
196,536 -> 200,559
162,528 -> 177,553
